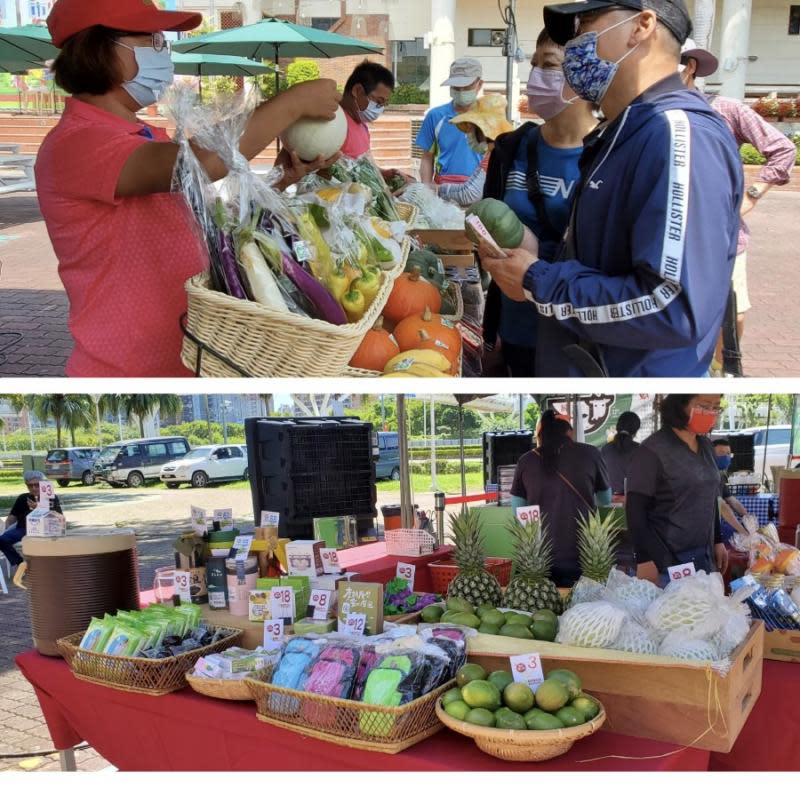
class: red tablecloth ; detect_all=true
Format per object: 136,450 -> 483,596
16,651 -> 709,771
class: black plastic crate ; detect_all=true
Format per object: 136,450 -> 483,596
482,430 -> 534,488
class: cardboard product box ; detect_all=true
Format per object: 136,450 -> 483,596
311,572 -> 360,592
249,590 -> 270,622
337,581 -> 384,636
763,627 -> 800,662
26,510 -> 66,538
293,617 -> 338,635
412,228 -> 474,268
285,540 -> 325,577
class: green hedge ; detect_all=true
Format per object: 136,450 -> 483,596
410,459 -> 483,475
389,84 -> 429,105
741,134 -> 800,166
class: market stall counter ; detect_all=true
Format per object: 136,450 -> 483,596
15,650 -> 711,772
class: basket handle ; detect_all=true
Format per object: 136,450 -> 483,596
13,561 -> 27,590
179,313 -> 254,378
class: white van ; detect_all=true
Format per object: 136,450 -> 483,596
160,444 -> 249,489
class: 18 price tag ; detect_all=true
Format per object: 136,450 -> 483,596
320,548 -> 340,574
667,562 -> 697,582
36,479 -> 54,511
396,562 -> 415,590
339,613 -> 366,636
516,505 -> 541,528
270,587 -> 295,622
261,510 -> 280,527
232,535 -> 253,562
509,652 -> 545,690
310,589 -> 332,620
173,571 -> 192,603
213,508 -> 234,527
263,619 -> 284,647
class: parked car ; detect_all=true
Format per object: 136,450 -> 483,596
45,447 -> 100,487
94,437 -> 190,488
712,424 -> 794,482
160,444 -> 249,489
374,431 -> 401,481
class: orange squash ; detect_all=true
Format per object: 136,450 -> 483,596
774,548 -> 800,575
382,267 -> 442,325
349,317 -> 399,371
417,329 -> 459,368
394,306 -> 462,355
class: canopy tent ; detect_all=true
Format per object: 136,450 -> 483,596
171,53 -> 275,100
0,25 -> 58,69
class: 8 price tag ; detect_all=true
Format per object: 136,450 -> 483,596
339,613 -> 366,637
263,619 -> 284,647
509,652 -> 545,690
310,589 -> 332,620
173,571 -> 192,603
396,562 -> 415,590
270,586 -> 295,623
667,562 -> 696,582
320,548 -> 340,574
232,535 -> 253,562
515,505 -> 541,528
261,510 -> 280,527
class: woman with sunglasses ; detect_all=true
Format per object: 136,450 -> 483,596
36,0 -> 341,377
625,394 -> 730,585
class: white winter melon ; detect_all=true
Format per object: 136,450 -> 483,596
281,106 -> 347,162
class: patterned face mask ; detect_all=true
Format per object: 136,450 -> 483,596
562,13 -> 642,104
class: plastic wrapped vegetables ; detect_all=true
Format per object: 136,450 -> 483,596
383,577 -> 440,616
329,155 -> 401,222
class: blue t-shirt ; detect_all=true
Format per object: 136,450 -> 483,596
415,102 -> 482,179
499,127 -> 582,348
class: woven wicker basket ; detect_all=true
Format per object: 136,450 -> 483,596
385,528 -> 436,557
246,677 -> 455,754
181,238 -> 410,378
185,666 -> 272,701
395,202 -> 418,226
57,626 -> 243,696
435,696 -> 606,761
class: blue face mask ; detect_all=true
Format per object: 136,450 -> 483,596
715,455 -> 732,470
562,13 -> 641,104
116,43 -> 175,108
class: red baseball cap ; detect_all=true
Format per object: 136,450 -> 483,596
48,0 -> 203,48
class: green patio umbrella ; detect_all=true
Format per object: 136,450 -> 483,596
0,25 -> 58,69
172,52 -> 275,100
173,17 -> 382,94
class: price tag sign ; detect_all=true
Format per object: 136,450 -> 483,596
310,589 -> 332,620
339,612 -> 366,637
509,652 -> 545,690
232,535 -> 253,562
190,506 -> 207,535
173,571 -> 192,603
36,479 -> 55,511
261,510 -> 280,527
263,619 -> 284,647
667,562 -> 697,582
516,505 -> 542,528
396,562 -> 415,590
270,586 -> 295,623
213,508 -> 234,527
320,548 -> 340,574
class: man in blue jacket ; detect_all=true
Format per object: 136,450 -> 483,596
481,0 -> 743,377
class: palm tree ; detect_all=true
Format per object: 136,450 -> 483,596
25,395 -> 93,448
116,395 -> 183,438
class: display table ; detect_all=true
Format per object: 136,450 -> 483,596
15,651 -> 710,772
737,493 -> 779,526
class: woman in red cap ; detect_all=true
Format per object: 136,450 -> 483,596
36,0 -> 341,377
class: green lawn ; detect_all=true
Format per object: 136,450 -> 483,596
376,472 -> 484,494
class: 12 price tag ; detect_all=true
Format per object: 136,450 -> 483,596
509,652 -> 545,691
263,619 -> 284,647
396,562 -> 415,590
667,562 -> 697,582
36,479 -> 54,511
213,508 -> 234,528
270,586 -> 295,623
232,535 -> 253,562
516,505 -> 542,528
310,589 -> 332,620
261,510 -> 280,527
320,548 -> 340,574
339,613 -> 366,637
173,571 -> 192,603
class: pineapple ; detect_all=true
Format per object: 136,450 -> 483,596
503,515 -> 562,614
446,509 -> 502,607
576,509 -> 624,584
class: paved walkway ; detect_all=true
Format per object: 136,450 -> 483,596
2,179 -> 800,378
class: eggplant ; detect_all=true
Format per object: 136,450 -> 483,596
280,253 -> 347,325
219,229 -> 247,300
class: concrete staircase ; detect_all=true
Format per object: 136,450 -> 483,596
0,111 -> 416,171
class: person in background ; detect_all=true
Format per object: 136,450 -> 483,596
416,57 -> 484,187
626,394 -> 729,585
482,0 -> 743,377
511,409 -> 612,587
338,60 -> 414,189
679,41 -> 797,367
712,438 -> 752,540
600,411 -> 642,495
1,471 -> 63,570
481,28 -> 598,377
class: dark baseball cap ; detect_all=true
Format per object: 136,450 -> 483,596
543,0 -> 693,46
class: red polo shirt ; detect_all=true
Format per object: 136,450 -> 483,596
35,98 -> 207,377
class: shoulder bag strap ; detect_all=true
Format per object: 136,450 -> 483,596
525,126 -> 560,242
532,448 -> 595,510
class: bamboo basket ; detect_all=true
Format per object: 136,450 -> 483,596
435,696 -> 607,761
185,666 -> 273,701
181,239 -> 410,378
246,677 -> 455,754
395,201 -> 418,226
57,626 -> 243,696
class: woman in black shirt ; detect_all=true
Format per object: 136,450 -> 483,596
600,411 -> 641,495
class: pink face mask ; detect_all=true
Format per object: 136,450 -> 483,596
526,67 -> 571,120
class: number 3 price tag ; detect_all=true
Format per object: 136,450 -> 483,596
310,589 -> 332,620
396,562 -> 415,590
339,613 -> 366,636
667,562 -> 697,582
173,571 -> 192,603
270,586 -> 295,623
509,652 -> 545,690
320,548 -> 340,574
263,619 -> 284,647
515,505 -> 541,528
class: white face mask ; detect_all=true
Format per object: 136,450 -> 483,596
451,87 -> 478,107
116,42 -> 175,108
358,97 -> 385,124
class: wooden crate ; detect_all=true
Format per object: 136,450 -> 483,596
468,621 -> 764,753
763,628 -> 800,662
412,228 -> 474,269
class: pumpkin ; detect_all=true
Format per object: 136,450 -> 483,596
393,306 -> 462,356
466,197 -> 525,249
281,106 -> 347,162
349,317 -> 399,371
417,329 -> 459,368
774,548 -> 800,576
382,267 -> 442,325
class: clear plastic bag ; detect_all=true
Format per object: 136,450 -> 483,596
603,568 -> 663,619
400,183 -> 466,229
568,576 -> 605,607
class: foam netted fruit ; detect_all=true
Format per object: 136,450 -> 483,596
556,601 -> 627,649
658,632 -> 720,662
610,619 -> 658,655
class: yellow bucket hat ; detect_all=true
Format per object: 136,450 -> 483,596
450,94 -> 513,140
